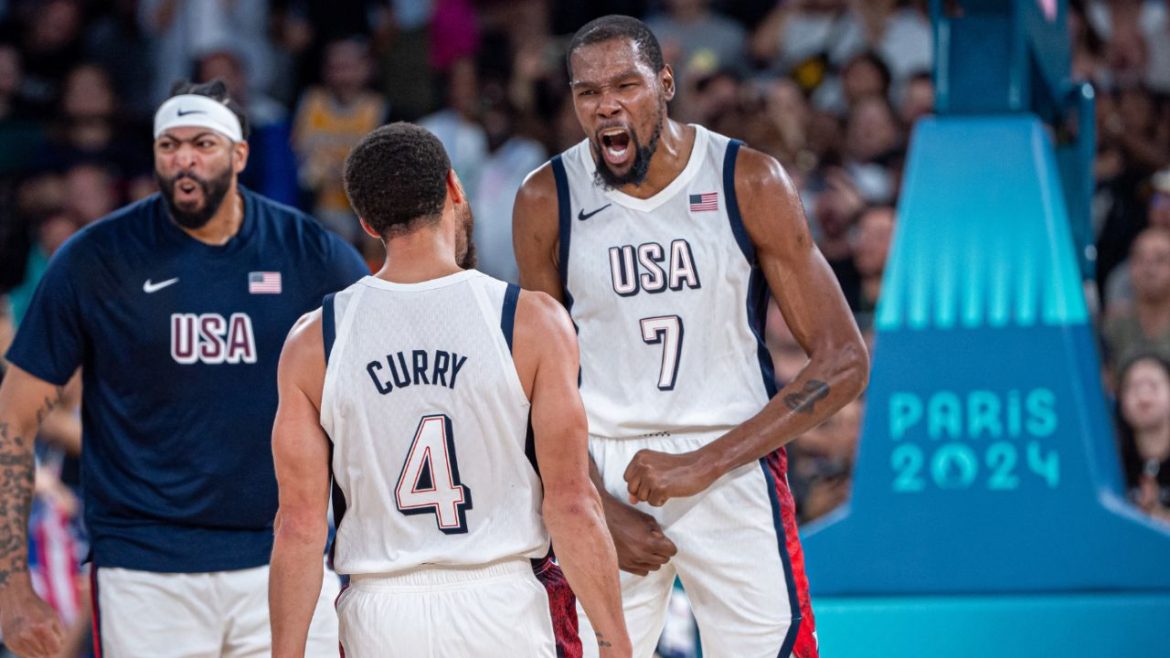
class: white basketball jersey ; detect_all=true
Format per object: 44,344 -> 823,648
320,271 -> 548,575
553,125 -> 775,439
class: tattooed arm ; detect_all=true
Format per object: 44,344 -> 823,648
0,364 -> 67,658
624,147 -> 869,507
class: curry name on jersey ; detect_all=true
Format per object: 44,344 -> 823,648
321,272 -> 548,576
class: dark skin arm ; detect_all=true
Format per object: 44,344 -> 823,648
513,165 -> 678,576
623,146 -> 870,506
0,365 -> 68,658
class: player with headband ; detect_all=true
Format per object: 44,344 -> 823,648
0,80 -> 368,658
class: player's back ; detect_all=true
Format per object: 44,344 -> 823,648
321,270 -> 547,576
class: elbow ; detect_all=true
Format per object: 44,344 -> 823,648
272,509 -> 328,549
837,338 -> 871,400
542,486 -> 602,529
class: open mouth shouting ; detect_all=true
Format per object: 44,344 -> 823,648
598,126 -> 634,169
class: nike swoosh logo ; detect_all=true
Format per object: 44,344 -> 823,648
577,203 -> 612,221
143,278 -> 179,293
176,108 -> 204,116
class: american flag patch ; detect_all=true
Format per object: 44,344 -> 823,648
689,192 -> 718,212
248,271 -> 282,294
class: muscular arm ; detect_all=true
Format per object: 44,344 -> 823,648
625,147 -> 870,505
513,291 -> 630,657
0,365 -> 66,657
513,165 -> 677,575
269,311 -> 331,658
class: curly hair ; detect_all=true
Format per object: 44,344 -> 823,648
343,122 -> 451,239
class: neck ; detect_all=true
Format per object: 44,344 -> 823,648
177,181 -> 244,246
376,221 -> 462,284
1136,423 -> 1170,462
618,118 -> 694,200
1135,298 -> 1170,335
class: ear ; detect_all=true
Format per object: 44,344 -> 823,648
358,216 -> 381,240
232,140 -> 250,174
446,169 -> 466,206
661,64 -> 676,102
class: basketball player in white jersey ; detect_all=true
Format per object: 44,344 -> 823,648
513,15 -> 870,658
268,123 -> 630,658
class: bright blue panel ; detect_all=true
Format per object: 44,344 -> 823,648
805,117 -> 1170,596
815,593 -> 1170,658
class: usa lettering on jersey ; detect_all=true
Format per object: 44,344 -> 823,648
609,239 -> 701,296
170,312 -> 258,364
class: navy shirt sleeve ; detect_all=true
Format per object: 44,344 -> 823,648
320,232 -> 369,295
5,237 -> 88,385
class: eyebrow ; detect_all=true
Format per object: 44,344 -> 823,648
157,131 -> 223,142
570,68 -> 643,89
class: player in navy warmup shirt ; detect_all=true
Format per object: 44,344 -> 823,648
0,80 -> 367,658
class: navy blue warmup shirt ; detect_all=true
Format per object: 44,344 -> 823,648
6,187 -> 368,572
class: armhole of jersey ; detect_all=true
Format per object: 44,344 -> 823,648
551,155 -> 572,307
500,283 -> 520,354
723,139 -> 755,264
724,139 -> 778,398
322,293 -> 337,365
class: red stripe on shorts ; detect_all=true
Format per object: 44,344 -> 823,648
89,567 -> 103,658
531,555 -> 582,658
765,448 -> 820,658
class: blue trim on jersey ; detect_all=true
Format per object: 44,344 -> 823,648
501,283 -> 520,354
551,155 -> 572,311
322,293 -> 337,364
723,140 -> 754,262
759,458 -> 802,658
724,139 -> 779,397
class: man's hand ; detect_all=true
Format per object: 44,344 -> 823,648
624,449 -> 716,507
0,583 -> 63,658
602,496 -> 677,576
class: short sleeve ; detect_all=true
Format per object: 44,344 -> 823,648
320,232 -> 369,296
5,240 -> 89,385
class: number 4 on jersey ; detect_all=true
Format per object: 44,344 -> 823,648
395,414 -> 473,534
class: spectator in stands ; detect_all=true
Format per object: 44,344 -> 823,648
791,397 -> 863,523
812,168 -> 865,302
1103,227 -> 1170,374
420,57 -> 487,196
62,162 -> 118,225
1086,0 -> 1170,94
198,49 -> 298,206
843,95 -> 902,204
43,62 -> 147,179
469,83 -> 546,283
898,70 -> 934,127
750,0 -> 930,104
138,0 -> 277,103
1105,168 -> 1170,310
647,0 -> 747,79
1116,354 -> 1170,523
6,0 -> 85,114
292,36 -> 387,241
852,205 -> 896,322
839,51 -> 891,109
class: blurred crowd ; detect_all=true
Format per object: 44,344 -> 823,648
0,0 -> 1169,654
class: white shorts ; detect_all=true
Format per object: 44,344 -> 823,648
578,433 -> 819,658
337,558 -> 557,658
93,563 -> 340,658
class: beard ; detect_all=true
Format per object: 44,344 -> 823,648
156,166 -> 233,230
591,105 -> 665,190
455,202 -> 477,270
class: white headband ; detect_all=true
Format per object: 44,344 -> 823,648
153,94 -> 243,143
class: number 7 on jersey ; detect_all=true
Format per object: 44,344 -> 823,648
395,414 -> 474,534
640,315 -> 684,390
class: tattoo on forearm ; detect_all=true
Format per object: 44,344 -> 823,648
0,388 -> 63,588
783,379 -> 830,415
596,632 -> 612,648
